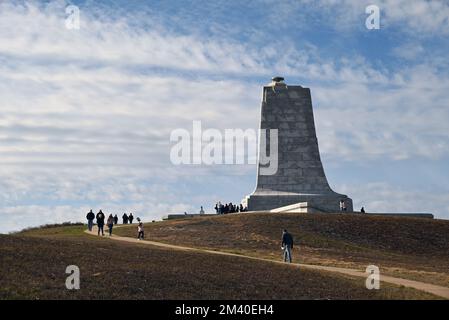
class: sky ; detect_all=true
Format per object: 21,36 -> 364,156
1,0 -> 449,233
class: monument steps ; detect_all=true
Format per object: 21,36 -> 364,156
269,201 -> 328,213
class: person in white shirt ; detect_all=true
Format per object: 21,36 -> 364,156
137,218 -> 144,240
339,199 -> 347,211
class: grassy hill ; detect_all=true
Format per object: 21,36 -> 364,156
115,212 -> 449,287
0,213 -> 447,300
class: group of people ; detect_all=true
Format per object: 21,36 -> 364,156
86,200 -> 368,265
87,209 -> 295,263
339,200 -> 367,214
121,212 -> 134,224
214,202 -> 247,214
86,209 -> 144,240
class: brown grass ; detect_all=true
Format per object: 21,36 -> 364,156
0,224 -> 438,300
114,212 -> 449,287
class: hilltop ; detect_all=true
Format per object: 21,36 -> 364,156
1,212 -> 448,299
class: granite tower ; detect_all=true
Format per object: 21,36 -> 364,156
243,77 -> 353,213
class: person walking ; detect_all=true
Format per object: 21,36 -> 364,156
96,210 -> 105,236
199,206 -> 205,215
281,229 -> 294,263
129,213 -> 134,224
113,214 -> 118,225
122,213 -> 129,224
137,218 -> 144,240
361,206 -> 365,214
107,214 -> 114,236
86,209 -> 95,231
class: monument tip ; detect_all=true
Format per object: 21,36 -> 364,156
271,76 -> 285,83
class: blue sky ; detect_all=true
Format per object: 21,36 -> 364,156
1,0 -> 449,233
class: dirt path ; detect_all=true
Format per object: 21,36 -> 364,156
85,227 -> 449,299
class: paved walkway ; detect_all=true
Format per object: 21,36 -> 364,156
85,227 -> 449,299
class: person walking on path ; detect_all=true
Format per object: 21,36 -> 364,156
107,214 -> 114,236
137,218 -> 144,240
129,213 -> 134,224
122,213 -> 129,224
96,210 -> 105,236
340,199 -> 347,212
86,209 -> 95,231
113,214 -> 118,225
281,229 -> 294,263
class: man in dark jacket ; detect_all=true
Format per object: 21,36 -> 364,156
96,210 -> 105,236
281,229 -> 294,263
86,209 -> 95,231
113,214 -> 118,225
128,213 -> 134,224
122,213 -> 129,224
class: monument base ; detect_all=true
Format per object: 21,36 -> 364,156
242,192 -> 353,213
162,213 -> 215,220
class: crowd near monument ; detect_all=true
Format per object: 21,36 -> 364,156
165,76 -> 432,219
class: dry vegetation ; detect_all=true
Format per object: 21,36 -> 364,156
115,212 -> 449,287
0,222 -> 439,300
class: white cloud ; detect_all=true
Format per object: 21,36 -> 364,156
392,43 -> 425,60
0,1 -> 272,75
313,67 -> 449,161
381,0 -> 449,35
295,0 -> 449,35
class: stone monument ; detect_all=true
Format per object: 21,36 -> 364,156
242,77 -> 353,213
